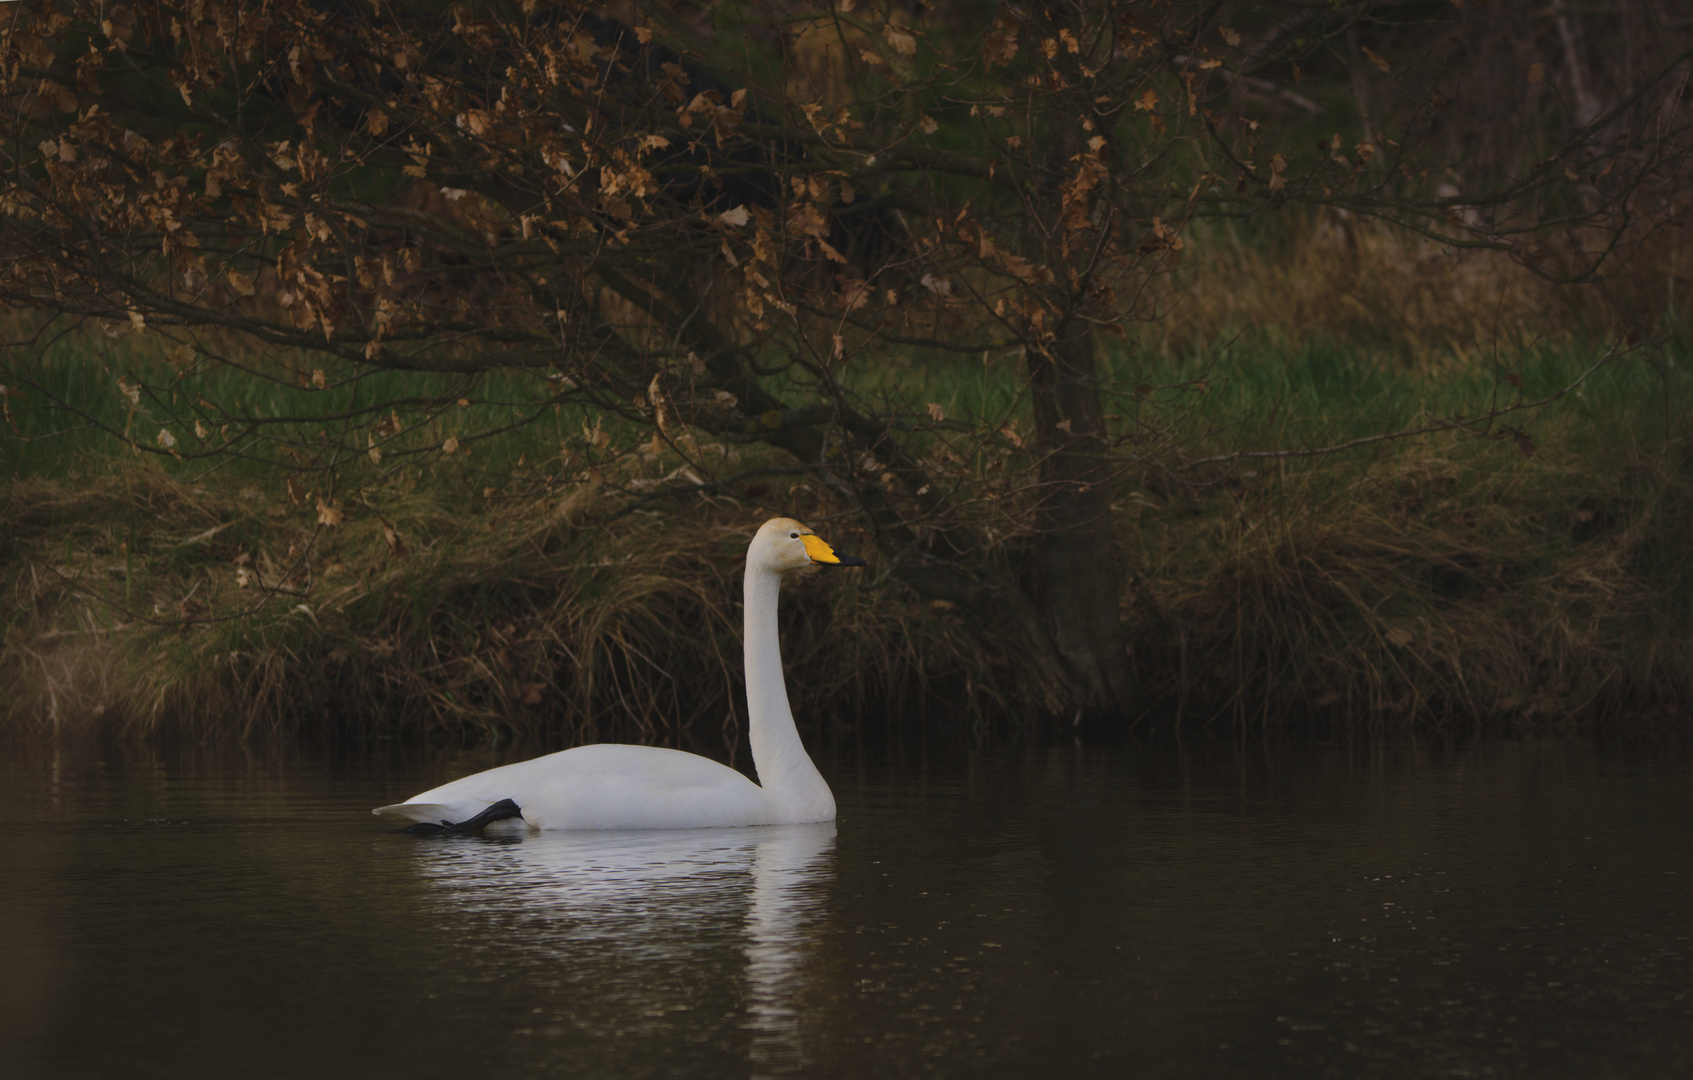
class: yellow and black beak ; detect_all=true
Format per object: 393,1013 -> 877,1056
800,534 -> 867,567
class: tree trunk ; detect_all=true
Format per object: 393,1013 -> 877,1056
1006,7 -> 1136,723
1026,315 -> 1134,722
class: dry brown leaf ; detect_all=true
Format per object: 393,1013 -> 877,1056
883,23 -> 917,58
975,7 -> 1022,63
382,520 -> 408,558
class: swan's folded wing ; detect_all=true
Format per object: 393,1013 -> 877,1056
372,801 -> 457,824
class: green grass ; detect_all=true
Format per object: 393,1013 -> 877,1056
4,323 -> 585,478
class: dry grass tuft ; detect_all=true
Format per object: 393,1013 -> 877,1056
1126,435 -> 1693,732
1147,211 -> 1682,364
2,462 -> 1006,743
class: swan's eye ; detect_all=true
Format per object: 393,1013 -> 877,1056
789,532 -> 799,539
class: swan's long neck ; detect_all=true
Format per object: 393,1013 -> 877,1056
744,567 -> 834,822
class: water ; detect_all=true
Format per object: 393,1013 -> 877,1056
2,735 -> 1690,1078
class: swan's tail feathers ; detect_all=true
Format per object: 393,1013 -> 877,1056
384,798 -> 525,836
372,801 -> 457,824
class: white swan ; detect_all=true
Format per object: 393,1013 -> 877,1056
372,517 -> 864,831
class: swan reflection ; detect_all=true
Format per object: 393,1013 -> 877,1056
404,823 -> 834,1075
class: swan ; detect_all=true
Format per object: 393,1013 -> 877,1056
373,517 -> 864,831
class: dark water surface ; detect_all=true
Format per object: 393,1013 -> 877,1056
1,734 -> 1689,1079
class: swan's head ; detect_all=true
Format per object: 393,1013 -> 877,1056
750,517 -> 868,575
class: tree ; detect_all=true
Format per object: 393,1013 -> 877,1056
4,0 -> 1689,725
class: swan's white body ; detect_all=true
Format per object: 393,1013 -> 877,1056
373,518 -> 855,830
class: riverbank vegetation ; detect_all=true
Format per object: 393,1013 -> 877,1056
3,0 -> 1690,740
8,283 -> 1688,739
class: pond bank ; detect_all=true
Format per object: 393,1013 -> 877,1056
4,336 -> 1689,741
